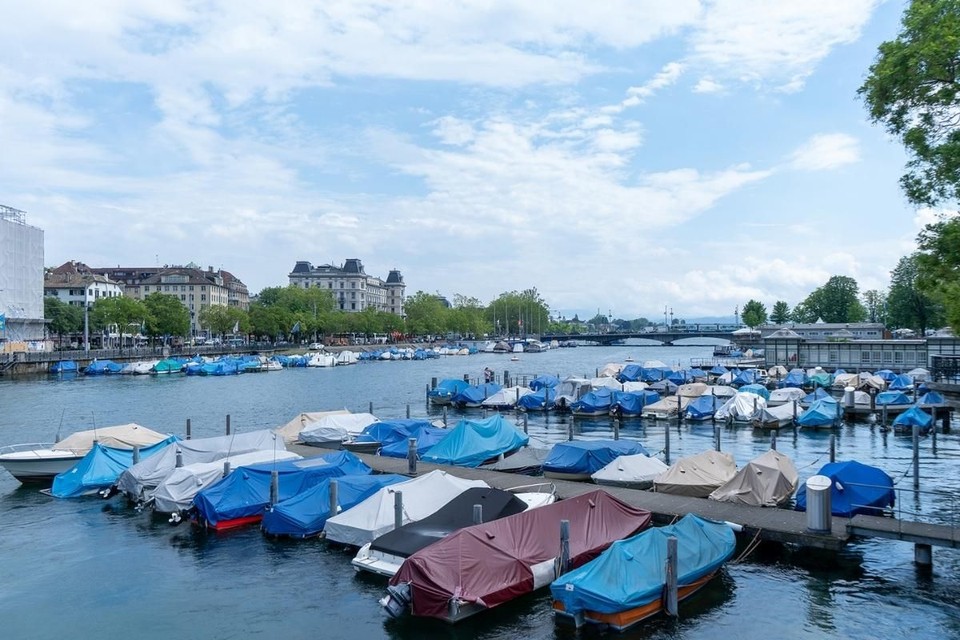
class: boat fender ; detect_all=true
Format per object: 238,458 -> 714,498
723,521 -> 744,532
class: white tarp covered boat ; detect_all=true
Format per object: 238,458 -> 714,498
654,451 -> 737,498
299,413 -> 379,448
767,387 -> 806,406
273,409 -> 351,444
480,386 -> 534,409
752,402 -> 797,428
641,396 -> 691,419
708,450 -> 798,506
704,385 -> 737,398
715,392 -> 767,422
591,454 -> 669,490
676,383 -> 708,398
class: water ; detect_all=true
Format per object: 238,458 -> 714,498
1,345 -> 959,640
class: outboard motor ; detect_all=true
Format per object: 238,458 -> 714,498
380,582 -> 412,618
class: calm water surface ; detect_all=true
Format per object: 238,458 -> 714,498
1,345 -> 958,640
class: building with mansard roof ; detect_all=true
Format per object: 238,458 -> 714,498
289,258 -> 405,316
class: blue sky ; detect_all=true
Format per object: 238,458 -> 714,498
0,1 -> 939,321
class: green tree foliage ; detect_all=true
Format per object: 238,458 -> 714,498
90,295 -> 148,353
198,305 -> 247,339
404,291 -> 447,336
915,217 -> 960,333
770,300 -> 791,324
796,276 -> 867,323
861,289 -> 888,324
741,300 -> 768,328
859,0 -> 960,206
791,301 -> 817,324
888,253 -> 945,334
487,289 -> 550,336
142,293 -> 191,341
44,296 -> 83,347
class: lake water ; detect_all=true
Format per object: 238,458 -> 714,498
1,345 -> 958,640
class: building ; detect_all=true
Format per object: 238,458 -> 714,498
0,205 -> 45,350
289,259 -> 406,316
44,272 -> 124,307
763,328 -> 929,371
759,322 -> 886,341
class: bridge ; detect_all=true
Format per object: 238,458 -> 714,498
541,326 -> 751,346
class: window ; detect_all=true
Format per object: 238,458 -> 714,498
164,285 -> 169,291
181,295 -> 186,301
189,285 -> 194,291
351,303 -> 356,310
201,294 -> 206,301
894,351 -> 904,364
861,351 -> 872,363
882,351 -> 893,363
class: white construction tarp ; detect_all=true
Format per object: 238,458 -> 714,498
591,454 -> 669,489
299,413 -> 379,445
274,410 -> 351,444
116,429 -> 286,500
708,450 -> 798,506
715,392 -> 767,421
654,450 -> 737,498
323,470 -> 488,547
54,423 -> 169,455
152,449 -> 301,513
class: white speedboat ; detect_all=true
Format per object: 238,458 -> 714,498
0,423 -> 169,484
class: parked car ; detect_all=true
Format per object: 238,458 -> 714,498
308,342 -> 325,350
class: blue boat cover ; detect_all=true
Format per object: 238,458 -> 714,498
892,406 -> 933,429
84,359 -> 123,375
688,368 -> 708,379
795,460 -> 895,517
797,398 -> 838,427
193,451 -> 371,526
379,423 -> 449,458
738,384 -> 770,400
428,379 -> 469,400
529,375 -> 560,390
543,439 -> 648,475
709,365 -> 729,375
50,437 -> 177,498
802,388 -> 831,404
666,370 -> 687,385
550,514 -> 736,616
571,388 -> 614,414
611,390 -> 660,416
261,473 -> 406,537
876,391 -> 912,406
888,374 -> 914,390
617,365 -> 643,382
874,369 -> 896,382
783,369 -> 807,387
640,367 -> 666,383
917,391 -> 945,406
354,419 -> 433,446
732,370 -> 757,385
50,360 -> 79,373
420,415 -> 529,468
685,395 -> 718,420
517,387 -> 556,411
452,382 -> 502,406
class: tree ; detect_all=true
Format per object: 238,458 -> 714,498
770,300 -> 791,324
44,296 -> 82,348
859,0 -> 960,207
790,300 -> 818,324
90,295 -> 148,353
741,300 -> 767,328
797,276 -> 867,323
404,291 -> 447,337
487,289 -> 550,337
142,293 -> 190,343
888,254 -> 944,334
197,305 -> 235,339
861,289 -> 888,324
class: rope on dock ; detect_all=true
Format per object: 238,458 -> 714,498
732,528 -> 763,564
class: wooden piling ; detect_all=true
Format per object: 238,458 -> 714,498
829,434 -> 836,463
473,504 -> 483,525
912,423 -> 920,489
394,491 -> 403,530
559,520 -> 571,574
225,414 -> 231,436
407,438 -> 418,476
329,480 -> 339,517
665,536 -> 679,616
186,418 -> 192,440
269,469 -> 279,506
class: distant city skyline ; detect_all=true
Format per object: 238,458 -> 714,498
0,1 -> 932,320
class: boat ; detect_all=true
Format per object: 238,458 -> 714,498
653,451 -> 737,498
684,395 -> 720,421
610,390 -> 660,417
351,487 -> 535,577
591,453 -> 669,489
381,490 -> 652,623
543,439 -> 648,481
480,386 -> 534,410
83,359 -> 123,375
451,382 -> 502,408
48,437 -> 178,498
715,391 -> 767,423
192,451 -> 371,531
273,409 -> 351,444
480,447 -> 551,475
795,460 -> 895,517
751,402 -> 797,429
298,413 -> 380,448
49,360 -> 78,374
708,450 -> 798,506
261,473 -> 407,538
341,418 -> 436,455
553,377 -> 593,411
797,397 -> 840,429
640,396 -> 691,420
570,388 -> 614,417
324,470 -> 488,547
550,514 -> 736,630
516,387 -> 556,412
0,423 -> 170,484
767,387 -> 806,407
874,390 -> 913,414
377,423 -> 448,458
891,405 -> 933,435
152,358 -> 185,374
420,415 -> 529,468
427,379 -> 470,406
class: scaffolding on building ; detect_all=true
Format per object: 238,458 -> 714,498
0,204 -> 27,225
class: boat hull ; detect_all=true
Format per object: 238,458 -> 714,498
0,453 -> 82,483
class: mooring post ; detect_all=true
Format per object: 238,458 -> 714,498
175,448 -> 183,468
481,407 -> 487,419
472,504 -> 483,525
504,370 -> 510,387
406,404 -> 410,419
425,383 -> 430,403
829,434 -> 836,463
329,479 -> 339,517
443,406 -> 448,427
664,423 -> 671,464
711,394 -> 717,422
559,519 -> 571,574
665,536 -> 679,617
393,491 -> 403,530
714,424 -> 721,452
225,414 -> 231,436
407,437 -> 418,475
369,401 -> 374,415
431,377 -> 437,390
568,421 -> 574,441
932,414 -> 938,454
613,417 -> 620,440
223,460 -> 231,478
882,404 -> 888,427
915,543 -> 933,566
677,394 -> 683,423
132,446 -> 140,465
523,413 -> 529,434
269,469 -> 279,506
186,418 -> 192,440
913,423 -> 920,489
771,432 -> 777,451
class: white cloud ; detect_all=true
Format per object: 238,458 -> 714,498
913,207 -> 959,229
693,77 -> 723,94
626,62 -> 685,101
789,133 -> 861,171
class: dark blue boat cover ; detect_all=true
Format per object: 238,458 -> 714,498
517,387 -> 556,411
452,382 -> 502,406
84,359 -> 123,375
892,406 -> 933,429
688,368 -> 708,379
261,473 -> 406,537
732,370 -> 757,385
889,374 -> 914,390
802,388 -> 831,404
611,390 -> 660,416
50,437 -> 177,498
666,370 -> 687,385
685,395 -> 719,420
420,415 -> 529,467
571,388 -> 614,414
797,398 -> 838,427
917,391 -> 945,406
428,379 -> 469,400
709,365 -> 729,375
543,439 -> 648,475
50,360 -> 78,373
193,451 -> 371,526
529,375 -> 560,390
640,367 -> 666,383
550,514 -> 735,615
795,460 -> 894,517
617,365 -> 644,382
379,423 -> 449,458
876,391 -> 911,406
354,419 -> 433,446
874,369 -> 896,382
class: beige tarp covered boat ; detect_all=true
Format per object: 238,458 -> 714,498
653,451 -> 737,498
708,450 -> 798,506
273,409 -> 351,444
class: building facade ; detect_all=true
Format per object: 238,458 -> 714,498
289,259 -> 405,316
44,272 -> 124,306
0,205 -> 45,349
759,322 -> 886,341
763,328 -> 930,371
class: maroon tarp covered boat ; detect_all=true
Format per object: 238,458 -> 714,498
381,490 -> 652,623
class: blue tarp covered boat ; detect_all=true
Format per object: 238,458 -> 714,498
917,391 -> 945,407
348,419 -> 435,454
50,360 -> 78,374
50,437 -> 177,498
379,423 -> 449,458
420,415 -> 529,468
193,451 -> 371,530
543,439 -> 648,480
517,387 -> 556,412
428,379 -> 470,405
709,365 -> 729,376
666,370 -> 687,385
783,368 -> 807,387
795,460 -> 895,517
199,361 -> 239,376
261,473 -> 406,538
611,390 -> 660,417
84,359 -> 123,375
802,388 -> 831,405
529,375 -> 560,391
874,369 -> 896,382
550,514 -> 736,630
617,365 -> 644,383
892,406 -> 933,435
797,398 -> 839,428
732,369 -> 757,386
570,388 -> 614,416
888,374 -> 914,391
684,395 -> 719,421
876,391 -> 912,406
452,382 -> 502,408
738,384 -> 770,401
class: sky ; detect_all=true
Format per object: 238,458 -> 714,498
0,1 -> 941,322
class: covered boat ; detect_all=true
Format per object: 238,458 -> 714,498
892,406 -> 933,435
193,451 -> 371,530
795,460 -> 895,517
797,398 -> 839,429
550,514 -> 736,630
49,437 -> 177,498
653,451 -> 737,498
708,450 -> 798,506
261,473 -> 407,538
49,360 -> 78,374
84,359 -> 123,375
382,490 -> 652,623
782,368 -> 807,387
752,402 -> 797,429
420,415 -> 529,468
480,386 -> 534,410
768,387 -> 806,406
352,487 -> 531,577
480,447 -> 551,475
452,382 -> 502,408
342,419 -> 435,455
379,423 -> 448,458
875,391 -> 912,410
152,358 -> 185,374
299,413 -> 379,448
428,379 -> 470,406
516,388 -> 556,412
715,392 -> 767,423
889,374 -> 915,391
273,409 -> 351,444
737,384 -> 770,400
917,390 -> 946,407
543,440 -> 648,481
570,388 -> 614,416
324,470 -> 488,547
591,453 -> 669,490
610,390 -> 660,417
641,396 -> 691,420
684,395 -> 719,421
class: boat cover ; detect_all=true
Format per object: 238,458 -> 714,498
802,388 -> 832,404
481,386 -> 534,408
874,369 -> 896,382
688,368 -> 708,380
598,363 -> 624,378
783,368 -> 807,387
428,379 -> 470,402
571,388 -> 614,414
892,406 -> 933,429
369,487 -> 530,559
705,385 -> 737,398
54,423 -> 169,455
767,365 -> 789,379
754,402 -> 797,427
591,453 -> 668,487
152,449 -> 302,513
875,391 -> 912,406
715,392 -> 767,421
641,396 -> 691,417
116,429 -> 286,500
299,413 -> 379,445
388,490 -> 652,620
917,391 -> 945,406
797,398 -> 839,427
452,382 -> 502,407
193,451 -> 371,527
517,388 -> 556,411
550,514 -> 735,616
84,359 -> 123,374
648,380 -> 678,394
732,370 -> 757,385
323,470 -> 488,546
617,364 -> 644,382
152,358 -> 184,373
684,395 -> 719,420
529,375 -> 560,391
709,365 -> 729,376
808,371 -> 832,387
611,390 -> 660,416
273,409 -> 351,444
351,419 -> 433,447
379,423 -> 449,458
737,384 -> 770,400
480,448 -> 551,474
590,377 -> 625,391
50,437 -> 177,498
795,460 -> 895,517
420,415 -> 529,467
666,370 -> 688,385
768,388 -> 805,405
654,451 -> 737,497
261,473 -> 407,537
676,383 -> 708,398
907,367 -> 930,381
708,450 -> 798,506
889,374 -> 914,390
543,440 -> 648,476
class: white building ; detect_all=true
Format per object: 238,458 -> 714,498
0,205 -> 45,349
289,258 -> 406,316
44,273 -> 124,307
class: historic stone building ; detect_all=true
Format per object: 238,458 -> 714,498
289,258 -> 405,316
